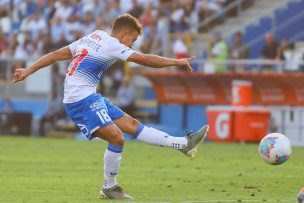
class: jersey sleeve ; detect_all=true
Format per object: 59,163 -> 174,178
106,40 -> 135,61
68,39 -> 80,57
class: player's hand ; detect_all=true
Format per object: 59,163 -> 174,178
177,56 -> 195,72
13,68 -> 27,83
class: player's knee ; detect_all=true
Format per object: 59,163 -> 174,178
128,118 -> 141,133
109,131 -> 124,146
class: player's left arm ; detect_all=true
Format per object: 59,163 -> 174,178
127,52 -> 194,72
13,46 -> 72,83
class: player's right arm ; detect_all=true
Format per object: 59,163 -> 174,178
127,52 -> 194,72
13,46 -> 72,83
107,39 -> 194,72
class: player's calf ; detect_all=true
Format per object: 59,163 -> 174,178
134,124 -> 188,149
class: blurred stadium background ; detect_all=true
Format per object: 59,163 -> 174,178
1,0 -> 304,202
1,0 -> 304,145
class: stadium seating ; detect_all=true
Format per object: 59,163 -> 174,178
274,1 -> 304,42
242,0 -> 304,58
244,17 -> 271,59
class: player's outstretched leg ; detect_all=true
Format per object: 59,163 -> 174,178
134,123 -> 209,158
113,114 -> 209,158
178,125 -> 209,157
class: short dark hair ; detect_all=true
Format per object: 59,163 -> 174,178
112,13 -> 143,35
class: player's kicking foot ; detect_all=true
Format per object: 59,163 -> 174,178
179,125 -> 209,158
100,185 -> 133,199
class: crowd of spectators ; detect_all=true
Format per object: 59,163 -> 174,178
206,31 -> 304,72
260,33 -> 304,71
0,0 -> 229,59
2,0 -> 301,72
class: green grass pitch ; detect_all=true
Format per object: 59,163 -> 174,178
0,136 -> 303,202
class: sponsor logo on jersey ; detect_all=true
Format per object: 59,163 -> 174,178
90,33 -> 102,41
90,101 -> 103,111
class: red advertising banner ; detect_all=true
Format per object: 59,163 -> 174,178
132,70 -> 304,106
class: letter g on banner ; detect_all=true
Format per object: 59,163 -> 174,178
215,113 -> 229,139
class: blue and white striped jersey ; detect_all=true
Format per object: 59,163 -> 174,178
63,30 -> 134,103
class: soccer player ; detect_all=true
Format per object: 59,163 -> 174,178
13,13 -> 209,199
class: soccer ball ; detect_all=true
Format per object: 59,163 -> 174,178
297,188 -> 304,203
259,133 -> 292,165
